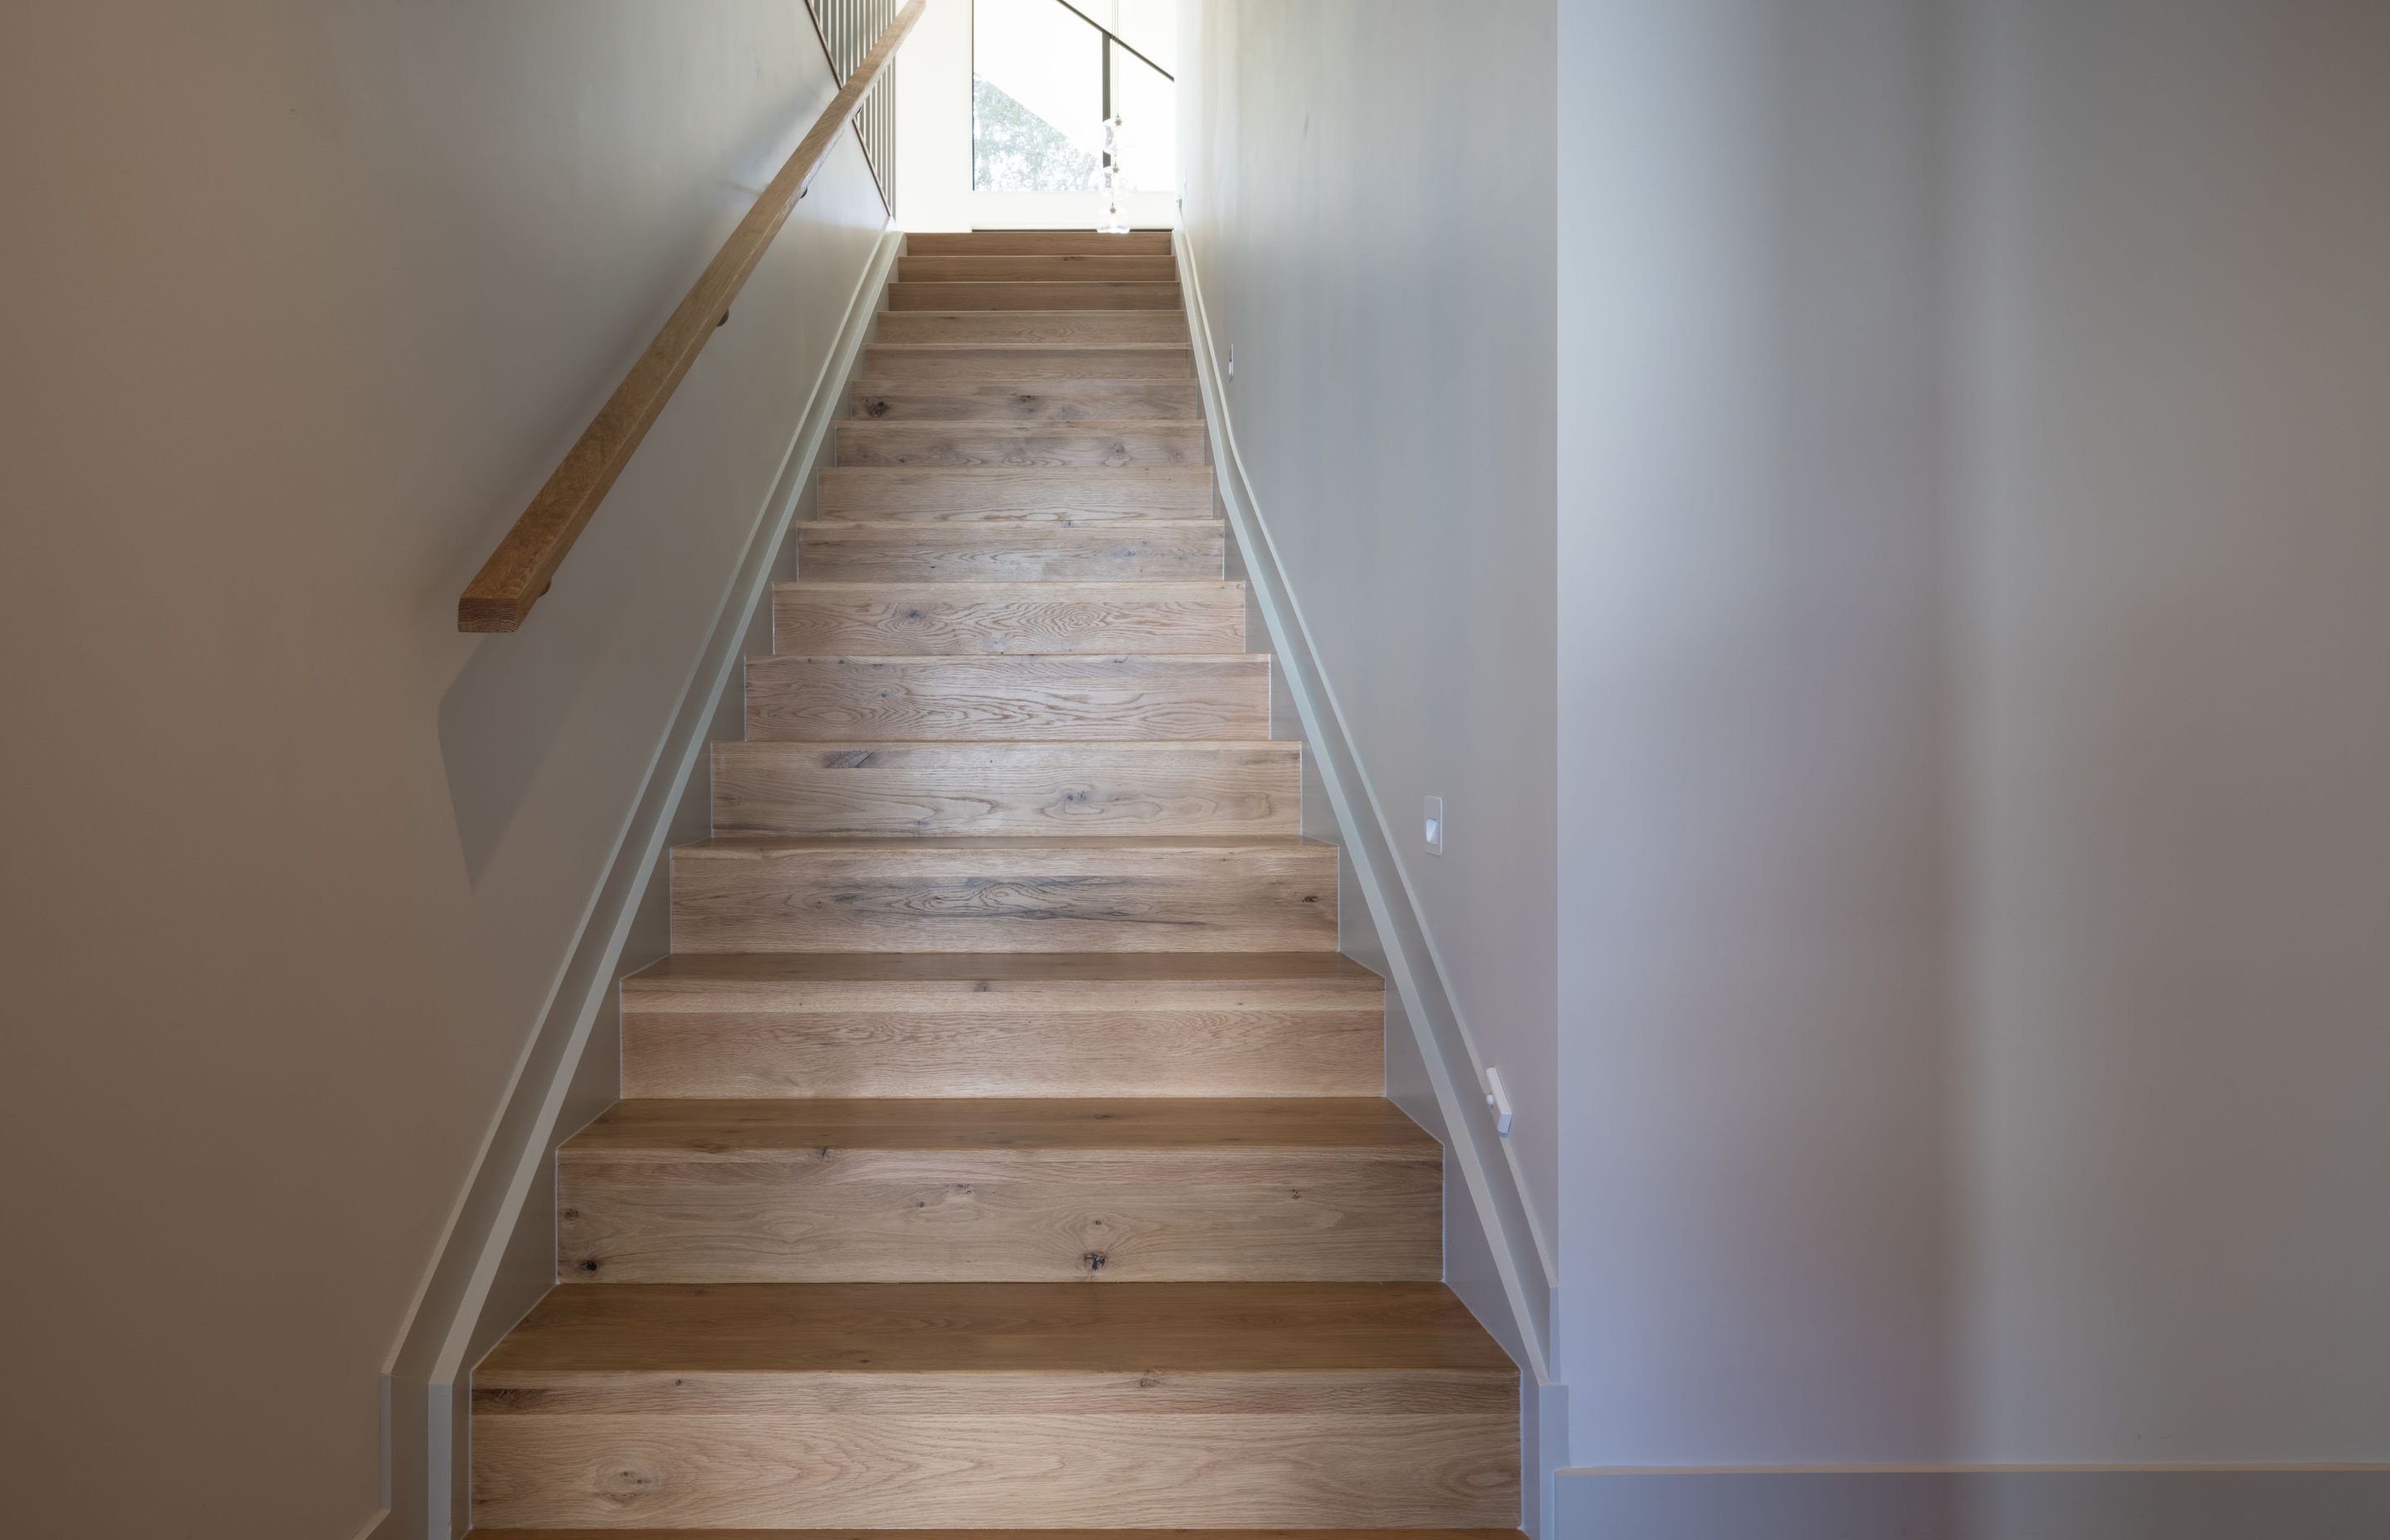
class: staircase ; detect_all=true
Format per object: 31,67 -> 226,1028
468,230 -> 1523,1538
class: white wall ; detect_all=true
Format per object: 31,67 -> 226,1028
1176,0 -> 1560,1271
1556,0 -> 2390,1477
1556,0 -> 1955,1465
1945,0 -> 2390,1463
0,4 -> 887,1536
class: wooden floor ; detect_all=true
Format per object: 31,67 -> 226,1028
467,229 -> 1523,1538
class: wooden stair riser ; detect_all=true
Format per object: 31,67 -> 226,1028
889,280 -> 1183,311
712,742 -> 1297,838
835,420 -> 1208,469
744,655 -> 1271,743
897,255 -> 1180,282
556,1144 -> 1442,1284
817,465 -> 1214,522
623,1009 -> 1378,1101
854,379 -> 1202,420
471,1408 -> 1517,1530
865,342 -> 1193,378
472,1281 -> 1517,1531
797,521 -> 1223,581
874,310 -> 1192,344
905,230 -> 1174,256
671,841 -> 1336,953
771,582 -> 1246,656
619,956 -> 1387,1099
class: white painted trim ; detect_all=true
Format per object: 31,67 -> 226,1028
1552,1465 -> 2390,1540
368,224 -> 902,1540
1173,228 -> 1554,1384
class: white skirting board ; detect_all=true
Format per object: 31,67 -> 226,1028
1554,1466 -> 2390,1539
1173,227 -> 1567,1537
366,225 -> 901,1540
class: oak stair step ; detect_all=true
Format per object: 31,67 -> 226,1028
554,1098 -> 1441,1286
872,312 -> 1192,346
897,254 -> 1179,282
888,280 -> 1183,311
471,1281 -> 1516,1529
671,834 -> 1335,953
744,653 -> 1271,743
853,378 -> 1201,419
835,418 -> 1207,469
472,1532 -> 1526,1539
620,951 -> 1382,1099
864,344 -> 1194,382
712,739 -> 1296,840
772,581 -> 1246,655
713,739 -> 1297,839
817,465 -> 1213,521
905,227 -> 1175,255
796,519 -> 1223,581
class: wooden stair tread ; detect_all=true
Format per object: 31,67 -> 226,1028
852,379 -> 1202,420
845,416 -> 1203,426
748,653 -> 1270,666
791,521 -> 1220,535
563,1096 -> 1437,1156
624,949 -> 1382,990
867,338 -> 1195,349
681,833 -> 1317,854
626,952 -> 1386,1009
794,519 -> 1225,582
835,419 -> 1208,470
473,1531 -> 1521,1538
907,229 -> 1173,251
816,465 -> 1215,523
479,1280 -> 1508,1377
775,574 -> 1232,588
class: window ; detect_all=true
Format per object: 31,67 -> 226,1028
973,0 -> 1176,194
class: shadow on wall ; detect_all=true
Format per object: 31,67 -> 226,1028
437,618 -> 611,887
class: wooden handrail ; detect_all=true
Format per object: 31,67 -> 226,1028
458,0 -> 924,632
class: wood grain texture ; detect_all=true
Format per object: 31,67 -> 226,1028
853,379 -> 1201,420
771,581 -> 1246,655
743,653 -> 1271,743
471,1411 -> 1518,1529
889,281 -> 1183,311
620,949 -> 1376,1099
456,0 -> 924,632
464,207 -> 1519,1531
667,836 -> 1337,953
563,1096 -> 1432,1155
897,255 -> 1180,282
905,230 -> 1175,256
873,311 -> 1192,345
472,1283 -> 1514,1529
480,1279 -> 1508,1378
622,949 -> 1387,1001
864,341 -> 1193,377
620,1004 -> 1378,1100
554,1098 -> 1441,1284
473,1530 -> 1519,1540
817,465 -> 1213,521
710,740 -> 1297,839
795,519 -> 1222,581
835,419 -> 1207,468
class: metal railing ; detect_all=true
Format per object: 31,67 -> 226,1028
807,0 -> 900,199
